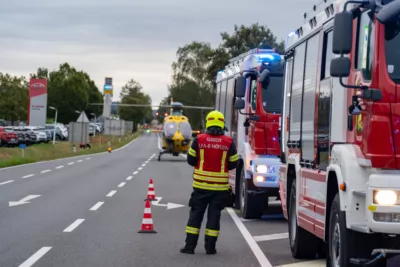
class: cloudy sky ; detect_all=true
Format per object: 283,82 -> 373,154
0,0 -> 318,106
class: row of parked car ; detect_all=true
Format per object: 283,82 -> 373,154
0,124 -> 68,147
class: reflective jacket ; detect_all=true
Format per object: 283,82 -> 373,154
187,129 -> 239,191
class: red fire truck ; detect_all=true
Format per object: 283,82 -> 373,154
215,48 -> 284,219
279,0 -> 400,265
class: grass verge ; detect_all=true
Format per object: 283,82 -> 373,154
0,132 -> 140,168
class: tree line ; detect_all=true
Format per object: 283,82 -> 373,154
157,23 -> 285,130
0,63 -> 152,125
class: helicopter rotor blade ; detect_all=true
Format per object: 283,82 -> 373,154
88,103 -> 214,110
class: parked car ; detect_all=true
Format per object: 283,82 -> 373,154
6,127 -> 31,146
0,127 -> 18,147
24,126 -> 47,143
45,124 -> 68,140
14,127 -> 38,144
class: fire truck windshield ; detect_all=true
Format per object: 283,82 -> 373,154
261,75 -> 283,113
385,20 -> 400,83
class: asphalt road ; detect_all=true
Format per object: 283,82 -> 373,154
0,132 -> 397,267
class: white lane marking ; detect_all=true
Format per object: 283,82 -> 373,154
138,167 -> 143,170
77,160 -> 83,163
142,164 -> 146,167
106,190 -> 117,197
133,171 -> 138,175
90,202 -> 104,211
126,176 -> 133,181
226,208 -> 273,267
275,260 -> 325,267
22,174 -> 34,179
253,233 -> 289,242
67,162 -> 74,165
181,154 -> 187,158
0,180 -> 14,186
41,170 -> 51,174
19,246 -> 52,267
55,165 -> 64,169
0,137 -> 139,171
63,219 -> 85,232
118,182 -> 126,188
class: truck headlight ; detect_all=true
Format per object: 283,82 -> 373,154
374,190 -> 398,205
256,165 -> 268,173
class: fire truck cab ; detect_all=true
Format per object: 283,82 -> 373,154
215,48 -> 284,219
280,0 -> 400,265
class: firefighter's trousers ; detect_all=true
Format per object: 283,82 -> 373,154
184,188 -> 230,250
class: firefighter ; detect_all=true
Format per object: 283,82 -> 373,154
180,110 -> 239,255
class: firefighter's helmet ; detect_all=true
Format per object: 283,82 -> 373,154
205,110 -> 225,129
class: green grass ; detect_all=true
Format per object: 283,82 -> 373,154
0,132 -> 141,168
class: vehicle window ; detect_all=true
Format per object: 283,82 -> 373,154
385,20 -> 400,83
301,34 -> 319,161
163,122 -> 177,137
250,79 -> 257,111
225,78 -> 234,131
178,122 -> 192,139
262,75 -> 283,113
219,80 -> 227,115
289,41 -> 306,141
215,82 -> 221,110
356,11 -> 374,80
322,30 -> 333,79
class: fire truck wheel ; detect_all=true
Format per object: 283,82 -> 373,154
239,169 -> 263,219
288,181 -> 319,258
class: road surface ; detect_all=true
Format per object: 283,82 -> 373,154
0,133 -> 397,267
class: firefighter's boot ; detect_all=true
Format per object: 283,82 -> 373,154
204,235 -> 217,255
180,233 -> 198,254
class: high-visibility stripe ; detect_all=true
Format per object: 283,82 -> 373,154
229,154 -> 238,162
188,148 -> 196,157
205,228 -> 219,237
193,174 -> 229,183
221,151 -> 227,173
194,172 -> 229,177
199,149 -> 204,171
186,226 -> 200,235
193,181 -> 229,191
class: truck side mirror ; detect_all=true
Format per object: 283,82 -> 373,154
234,99 -> 245,110
330,57 -> 351,77
332,11 -> 353,54
258,69 -> 270,90
235,77 -> 246,98
376,0 -> 400,24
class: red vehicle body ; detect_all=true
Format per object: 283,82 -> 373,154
0,127 -> 18,147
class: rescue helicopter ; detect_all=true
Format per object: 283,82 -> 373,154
89,100 -> 213,161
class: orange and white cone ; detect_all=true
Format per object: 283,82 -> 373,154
138,200 -> 157,233
145,178 -> 156,201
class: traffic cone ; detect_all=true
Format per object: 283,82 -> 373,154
108,147 -> 112,153
138,200 -> 157,233
145,178 -> 156,201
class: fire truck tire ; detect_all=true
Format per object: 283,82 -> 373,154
288,181 -> 319,258
239,169 -> 263,219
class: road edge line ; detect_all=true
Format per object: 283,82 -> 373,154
0,136 -> 140,171
226,207 -> 273,267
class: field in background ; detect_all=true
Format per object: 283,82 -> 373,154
0,132 -> 140,168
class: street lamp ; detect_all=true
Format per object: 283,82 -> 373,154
91,113 -> 96,137
75,110 -> 84,145
49,106 -> 57,145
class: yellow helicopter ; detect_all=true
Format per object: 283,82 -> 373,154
151,102 -> 203,161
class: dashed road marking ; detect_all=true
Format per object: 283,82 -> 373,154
275,260 -> 325,267
41,170 -> 51,174
142,164 -> 146,167
138,167 -> 143,170
55,165 -> 64,169
77,160 -> 83,163
106,190 -> 117,197
0,180 -> 14,186
63,219 -> 85,232
133,171 -> 139,175
67,162 -> 74,165
19,246 -> 52,267
90,202 -> 104,211
126,176 -> 133,180
253,233 -> 288,242
86,157 -> 91,160
226,208 -> 273,267
118,182 -> 126,188
22,174 -> 34,179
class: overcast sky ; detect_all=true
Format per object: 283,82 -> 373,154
0,0 -> 318,106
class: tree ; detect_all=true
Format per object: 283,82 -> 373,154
30,63 -> 103,124
0,73 -> 28,122
118,79 -> 152,126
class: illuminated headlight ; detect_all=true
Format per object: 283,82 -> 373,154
374,190 -> 398,205
256,165 -> 275,173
